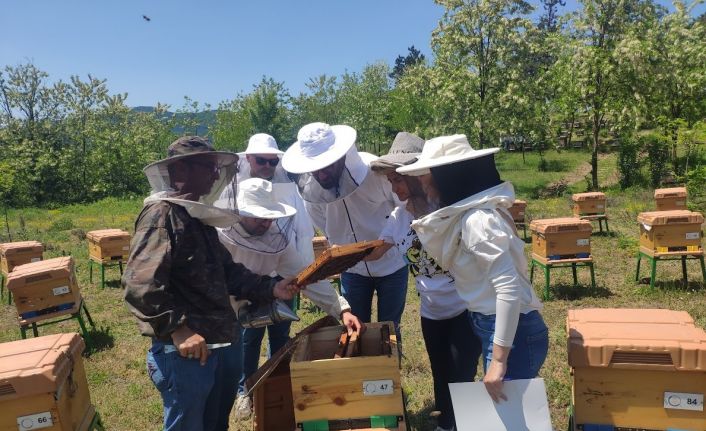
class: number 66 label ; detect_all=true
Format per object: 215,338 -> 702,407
17,411 -> 53,430
363,379 -> 394,396
664,392 -> 704,411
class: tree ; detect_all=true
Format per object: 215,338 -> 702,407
432,0 -> 534,148
389,46 -> 426,82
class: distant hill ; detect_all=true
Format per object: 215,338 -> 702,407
131,106 -> 217,136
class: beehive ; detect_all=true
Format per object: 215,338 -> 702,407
572,192 -> 607,216
0,333 -> 95,431
6,257 -> 81,322
638,210 -> 703,254
508,199 -> 527,223
655,187 -> 688,211
0,241 -> 43,275
86,229 -> 130,262
530,218 -> 592,260
290,321 -> 404,428
568,308 -> 706,430
312,236 -> 330,260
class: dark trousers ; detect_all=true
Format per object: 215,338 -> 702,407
421,310 -> 482,430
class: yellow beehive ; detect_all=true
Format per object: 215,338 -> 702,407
568,308 -> 706,430
572,192 -> 607,216
638,210 -> 703,254
508,199 -> 527,223
0,241 -> 43,275
654,187 -> 688,211
530,217 -> 592,259
290,322 -> 404,428
7,257 -> 81,322
86,229 -> 130,262
0,333 -> 96,431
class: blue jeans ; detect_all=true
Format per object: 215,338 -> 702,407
340,265 -> 408,341
470,310 -> 549,380
238,299 -> 293,395
146,339 -> 242,431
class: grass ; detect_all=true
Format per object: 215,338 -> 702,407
0,150 -> 704,430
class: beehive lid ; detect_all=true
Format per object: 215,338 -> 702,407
9,256 -> 73,276
529,217 -> 592,234
637,210 -> 704,226
86,229 -> 130,241
244,315 -> 339,396
0,333 -> 84,398
0,240 -> 43,255
654,187 -> 687,199
572,192 -> 606,202
567,308 -> 706,370
511,199 -> 527,207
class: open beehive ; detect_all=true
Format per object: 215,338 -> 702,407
568,308 -> 706,430
508,199 -> 527,223
86,229 -> 131,263
572,192 -> 607,216
654,187 -> 688,211
637,210 -> 703,254
0,333 -> 95,431
0,241 -> 43,275
7,256 -> 81,322
530,217 -> 592,260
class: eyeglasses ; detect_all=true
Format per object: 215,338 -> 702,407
254,156 -> 279,167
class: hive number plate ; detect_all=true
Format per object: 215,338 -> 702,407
686,232 -> 700,240
52,285 -> 70,296
363,379 -> 394,396
17,411 -> 53,430
664,391 -> 704,411
576,239 -> 589,246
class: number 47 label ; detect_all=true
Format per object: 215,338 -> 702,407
664,392 -> 704,411
363,379 -> 394,396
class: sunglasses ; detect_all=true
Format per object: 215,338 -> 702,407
254,156 -> 279,167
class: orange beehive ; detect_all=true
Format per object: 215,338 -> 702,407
86,229 -> 130,262
312,236 -> 330,260
568,308 -> 706,430
638,210 -> 703,254
530,218 -> 592,259
0,241 -> 43,274
6,257 -> 81,322
655,187 -> 688,211
0,333 -> 95,431
508,199 -> 527,223
572,192 -> 607,216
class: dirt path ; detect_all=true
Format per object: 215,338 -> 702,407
540,153 -> 616,196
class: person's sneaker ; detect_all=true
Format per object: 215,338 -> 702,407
234,394 -> 252,419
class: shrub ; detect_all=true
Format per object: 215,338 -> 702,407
616,136 -> 642,189
640,133 -> 670,188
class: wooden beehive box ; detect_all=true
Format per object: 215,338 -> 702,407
0,333 -> 95,431
86,229 -> 130,262
312,236 -> 330,260
568,308 -> 706,430
638,210 -> 704,254
572,192 -> 607,216
655,187 -> 688,211
290,321 -> 404,429
0,241 -> 43,275
6,256 -> 81,322
508,199 -> 527,223
530,218 -> 592,260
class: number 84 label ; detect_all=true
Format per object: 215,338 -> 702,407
664,392 -> 704,411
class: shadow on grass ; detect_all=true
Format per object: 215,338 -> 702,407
406,397 -> 436,430
549,283 -> 613,301
103,279 -> 123,289
84,325 -> 115,356
637,278 -> 705,293
591,230 -> 618,238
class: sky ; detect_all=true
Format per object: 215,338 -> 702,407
2,1 -> 703,109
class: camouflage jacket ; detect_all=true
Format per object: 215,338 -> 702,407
123,200 -> 276,343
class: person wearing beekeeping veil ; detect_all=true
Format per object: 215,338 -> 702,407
217,177 -> 362,419
123,136 -> 298,431
282,123 -> 408,343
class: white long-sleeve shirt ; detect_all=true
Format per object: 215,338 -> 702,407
305,157 -> 406,277
218,228 -> 349,318
411,182 -> 542,347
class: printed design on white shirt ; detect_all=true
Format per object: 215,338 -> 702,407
402,228 -> 452,280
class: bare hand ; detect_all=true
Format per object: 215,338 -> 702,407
171,325 -> 209,366
341,311 -> 365,335
483,358 -> 508,402
273,277 -> 300,300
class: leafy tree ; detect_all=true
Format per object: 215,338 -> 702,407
389,46 -> 426,82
